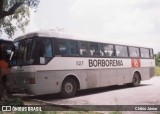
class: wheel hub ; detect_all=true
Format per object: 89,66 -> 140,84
65,83 -> 73,93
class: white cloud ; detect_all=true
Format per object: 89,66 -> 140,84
70,0 -> 160,53
25,10 -> 38,33
13,0 -> 160,53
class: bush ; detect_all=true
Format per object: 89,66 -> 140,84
155,67 -> 160,76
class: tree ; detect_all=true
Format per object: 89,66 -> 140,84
155,52 -> 160,66
0,0 -> 39,38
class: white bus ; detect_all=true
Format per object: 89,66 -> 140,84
8,31 -> 155,98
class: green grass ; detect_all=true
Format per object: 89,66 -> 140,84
109,111 -> 122,114
155,67 -> 160,76
0,97 -> 101,114
0,97 -> 23,105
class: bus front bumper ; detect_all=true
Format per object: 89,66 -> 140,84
8,84 -> 31,94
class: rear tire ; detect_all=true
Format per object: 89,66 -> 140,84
132,72 -> 140,87
60,78 -> 77,98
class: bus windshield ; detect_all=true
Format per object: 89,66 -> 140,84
13,38 -> 35,66
12,37 -> 54,66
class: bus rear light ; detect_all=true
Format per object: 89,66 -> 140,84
28,77 -> 36,84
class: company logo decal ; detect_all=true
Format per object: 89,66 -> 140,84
89,59 -> 123,67
131,59 -> 141,67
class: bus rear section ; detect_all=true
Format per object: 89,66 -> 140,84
8,31 -> 155,98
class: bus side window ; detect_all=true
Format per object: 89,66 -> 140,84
99,44 -> 114,57
100,50 -> 104,56
45,40 -> 53,57
140,48 -> 150,58
79,41 -> 89,56
88,42 -> 99,56
58,40 -> 67,55
129,47 -> 140,58
68,40 -> 78,56
115,45 -> 128,57
149,49 -> 154,58
39,39 -> 53,64
57,40 -> 78,56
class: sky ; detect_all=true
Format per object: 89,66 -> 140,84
14,0 -> 160,53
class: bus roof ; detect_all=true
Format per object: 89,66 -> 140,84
14,30 -> 79,41
14,30 -> 153,49
0,38 -> 13,43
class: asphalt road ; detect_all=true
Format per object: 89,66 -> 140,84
31,76 -> 160,106
17,76 -> 160,113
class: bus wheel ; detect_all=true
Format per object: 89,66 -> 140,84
132,72 -> 140,87
60,78 -> 77,98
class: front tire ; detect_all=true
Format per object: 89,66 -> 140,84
60,78 -> 77,98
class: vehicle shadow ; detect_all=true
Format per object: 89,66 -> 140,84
76,83 -> 152,97
18,83 -> 152,101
